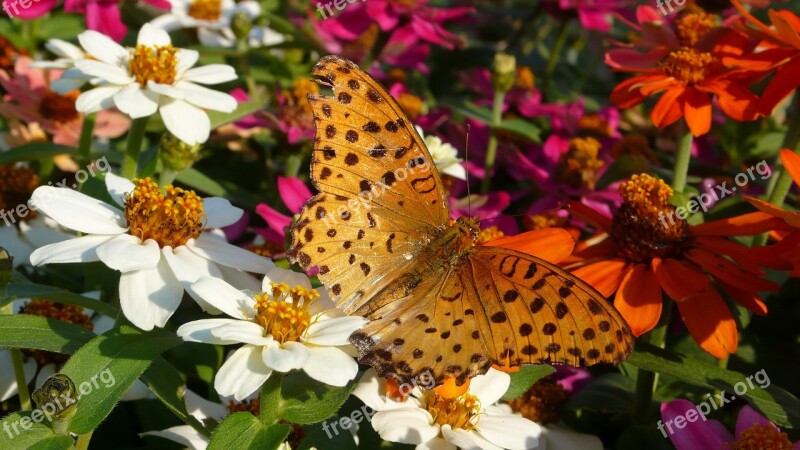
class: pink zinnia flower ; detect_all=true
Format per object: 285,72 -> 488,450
255,176 -> 312,249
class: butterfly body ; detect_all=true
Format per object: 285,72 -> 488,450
288,55 -> 633,386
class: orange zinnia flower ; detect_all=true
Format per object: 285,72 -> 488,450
564,174 -> 783,359
727,0 -> 800,115
608,7 -> 761,137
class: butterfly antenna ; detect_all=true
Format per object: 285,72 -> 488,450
465,123 -> 472,218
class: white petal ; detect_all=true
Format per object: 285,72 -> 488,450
142,425 -> 209,449
440,427 -> 502,450
372,409 -> 440,445
306,316 -> 366,346
475,414 -> 543,450
198,28 -> 235,48
203,197 -> 243,228
468,368 -> 510,406
35,363 -> 58,388
352,369 -> 398,412
262,340 -> 309,372
29,234 -> 115,266
217,265 -> 262,291
174,81 -> 237,112
235,1 -> 260,18
161,245 -> 222,285
119,259 -> 183,330
212,321 -> 274,346
177,318 -> 250,344
159,98 -> 210,145
45,38 -> 85,60
29,186 -> 127,234
175,48 -> 199,77
74,59 -> 135,85
181,65 -> 237,84
442,163 -> 467,180
78,30 -> 128,65
51,77 -> 88,95
541,426 -> 604,450
113,84 -> 160,119
262,267 -> 311,291
190,276 -> 254,320
147,81 -> 186,100
91,314 -> 116,335
188,234 -> 273,274
19,216 -> 72,248
0,225 -> 33,268
183,388 -> 228,422
105,172 -> 136,208
97,234 -> 161,272
75,86 -> 123,113
215,345 -> 272,401
138,23 -> 172,47
121,379 -> 154,401
418,437 -> 457,450
302,346 -> 358,387
148,14 -> 184,32
0,350 -> 36,401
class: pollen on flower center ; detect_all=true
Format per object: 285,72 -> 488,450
515,66 -> 535,90
477,226 -> 505,244
726,423 -> 793,450
609,174 -> 691,263
663,48 -> 716,85
19,299 -> 94,366
226,398 -> 260,415
506,376 -> 569,425
423,390 -> 481,431
676,10 -> 719,47
556,137 -> 605,190
187,0 -> 222,21
253,283 -> 318,343
129,45 -> 178,86
0,164 -> 39,221
398,92 -> 423,120
124,178 -> 206,248
39,91 -> 80,123
577,114 -> 612,137
280,78 -> 319,129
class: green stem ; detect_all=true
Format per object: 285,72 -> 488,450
158,168 -> 179,187
259,372 -> 284,425
542,21 -> 569,100
672,129 -> 694,192
1,299 -> 32,411
77,113 -> 96,166
122,117 -> 150,179
480,91 -> 506,194
633,304 -> 671,423
285,149 -> 305,178
361,28 -> 393,69
74,430 -> 94,449
236,40 -> 257,97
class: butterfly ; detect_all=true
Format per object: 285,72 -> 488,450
288,55 -> 633,386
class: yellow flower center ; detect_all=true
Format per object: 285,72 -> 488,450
506,376 -> 569,425
610,134 -> 656,162
557,137 -> 605,190
253,283 -> 318,344
515,67 -> 535,90
423,390 -> 481,431
388,68 -> 407,83
663,48 -> 716,85
0,164 -> 39,221
39,91 -> 80,124
609,174 -> 691,263
187,0 -> 222,21
676,10 -> 719,47
226,398 -> 260,415
246,240 -> 287,258
577,114 -> 612,137
124,178 -> 206,248
398,93 -> 423,120
129,45 -> 178,86
727,423 -> 793,450
19,300 -> 93,366
477,226 -> 505,244
279,78 -> 319,130
523,212 -> 567,231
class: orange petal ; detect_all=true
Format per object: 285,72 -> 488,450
743,196 -> 800,228
486,228 -> 575,264
682,88 -> 712,137
759,59 -> 800,116
780,149 -> 800,188
651,87 -> 685,128
563,237 -> 616,265
693,236 -> 765,275
611,75 -> 650,109
613,263 -> 662,336
692,211 -> 790,236
717,280 -> 768,316
685,248 -> 779,293
651,257 -> 709,301
677,288 -> 738,359
700,79 -> 760,122
567,200 -> 612,231
571,258 -> 630,297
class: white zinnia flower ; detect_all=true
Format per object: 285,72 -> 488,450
415,125 -> 467,180
28,39 -> 95,94
28,173 -> 274,331
353,368 -> 543,450
177,267 -> 367,400
150,0 -> 285,49
71,24 -> 238,144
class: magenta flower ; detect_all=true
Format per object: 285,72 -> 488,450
364,0 -> 472,49
661,399 -> 799,450
254,176 -> 312,246
544,0 -> 626,33
8,0 -> 58,19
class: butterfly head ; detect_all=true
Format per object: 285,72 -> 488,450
454,216 -> 481,245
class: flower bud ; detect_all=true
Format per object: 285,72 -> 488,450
0,247 -> 12,288
491,52 -> 517,93
32,374 -> 78,434
159,132 -> 202,171
232,10 -> 254,42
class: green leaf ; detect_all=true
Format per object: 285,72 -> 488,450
299,421 -> 358,450
278,372 -> 356,425
0,315 -> 94,353
628,344 -> 800,428
0,143 -> 76,164
502,365 -> 556,400
496,119 -> 541,143
208,413 -> 290,450
565,373 -> 636,413
6,282 -> 118,317
60,326 -> 183,434
208,98 -> 267,129
26,435 -> 75,450
140,358 -> 210,437
176,168 -> 229,197
0,411 -> 60,449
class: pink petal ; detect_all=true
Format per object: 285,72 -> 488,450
12,0 -> 58,18
735,405 -> 779,437
277,177 -> 312,214
255,203 -> 292,236
660,399 -> 733,450
85,1 -> 127,43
